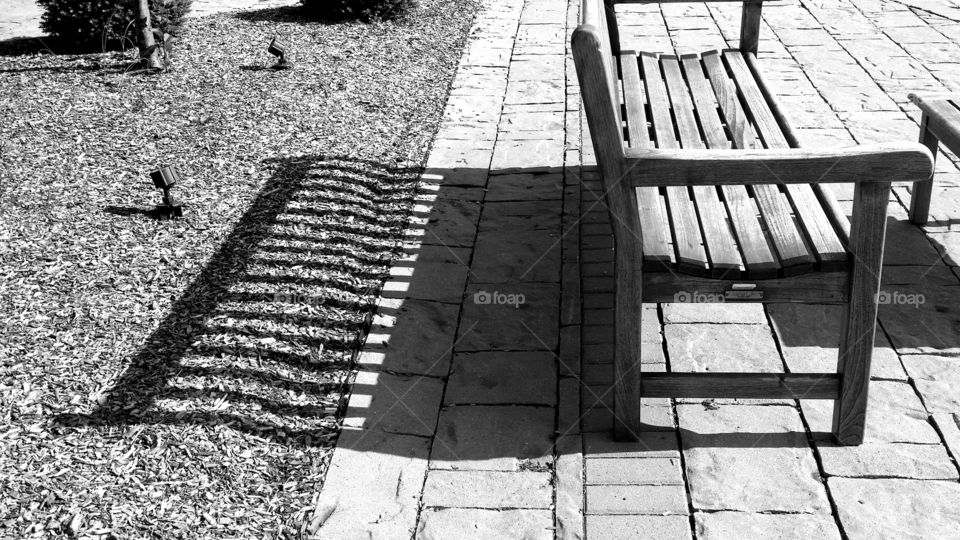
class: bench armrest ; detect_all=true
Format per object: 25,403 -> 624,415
625,144 -> 934,187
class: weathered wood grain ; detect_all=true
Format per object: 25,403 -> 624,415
643,271 -> 849,304
833,182 -> 890,445
673,55 -> 744,278
624,145 -> 935,187
622,51 -> 674,271
658,55 -> 711,276
641,373 -> 840,400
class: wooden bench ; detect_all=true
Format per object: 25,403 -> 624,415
572,0 -> 934,445
907,93 -> 960,225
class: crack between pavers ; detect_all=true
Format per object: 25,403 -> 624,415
928,415 -> 960,478
887,0 -> 960,25
441,403 -> 557,408
423,506 -> 555,513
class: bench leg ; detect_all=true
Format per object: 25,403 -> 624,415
833,182 -> 890,445
909,113 -> 937,225
613,246 -> 643,441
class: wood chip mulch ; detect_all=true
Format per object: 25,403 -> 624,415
0,2 -> 478,537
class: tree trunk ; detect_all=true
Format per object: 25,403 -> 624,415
135,0 -> 162,71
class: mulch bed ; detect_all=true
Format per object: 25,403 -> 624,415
0,1 -> 478,537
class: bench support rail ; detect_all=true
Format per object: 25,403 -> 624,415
641,373 -> 840,400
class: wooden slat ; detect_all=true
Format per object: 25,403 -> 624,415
624,145 -> 934,186
700,51 -> 779,279
621,51 -> 673,271
744,52 -> 851,246
640,53 -> 677,148
642,53 -> 709,276
733,52 -> 849,272
677,54 -> 744,278
640,373 -> 841,399
620,51 -> 650,148
718,51 -> 815,276
660,56 -> 712,276
643,271 -> 849,304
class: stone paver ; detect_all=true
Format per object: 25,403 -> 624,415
802,381 -> 941,444
817,441 -> 958,480
901,355 -> 960,413
585,484 -> 688,515
585,457 -> 683,485
430,405 -> 554,471
360,298 -> 459,377
444,351 -> 557,405
695,512 -> 841,540
587,515 -> 691,539
665,323 -> 783,373
457,282 -> 560,351
341,371 -> 443,436
417,508 -> 553,540
678,404 -> 831,513
829,478 -> 960,540
769,303 -> 906,380
422,470 -> 552,509
318,429 -> 430,539
313,0 -> 960,538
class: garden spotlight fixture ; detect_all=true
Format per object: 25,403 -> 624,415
149,165 -> 184,219
268,36 -> 293,70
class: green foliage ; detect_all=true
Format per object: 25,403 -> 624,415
301,0 -> 418,22
37,0 -> 193,48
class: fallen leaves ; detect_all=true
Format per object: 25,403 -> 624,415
0,0 -> 479,537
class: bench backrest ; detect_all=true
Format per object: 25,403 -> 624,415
572,0 -> 626,176
572,0 -> 766,179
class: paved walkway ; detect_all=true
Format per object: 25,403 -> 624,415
315,0 -> 960,538
0,0 -> 297,41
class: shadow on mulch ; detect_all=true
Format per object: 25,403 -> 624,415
0,61 -> 132,74
0,36 -> 57,57
0,35 -> 133,57
55,154 -> 421,447
232,4 -> 407,25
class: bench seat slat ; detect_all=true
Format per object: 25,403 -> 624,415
699,52 -> 781,279
641,53 -> 711,276
621,51 -> 674,270
724,50 -> 848,272
671,54 -> 744,278
615,48 -> 857,280
709,51 -> 816,275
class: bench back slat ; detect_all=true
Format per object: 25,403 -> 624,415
572,0 -> 625,174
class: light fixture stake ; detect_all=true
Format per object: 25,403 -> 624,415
149,165 -> 184,219
268,36 -> 294,70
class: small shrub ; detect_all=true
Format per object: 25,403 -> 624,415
301,0 -> 417,22
37,0 -> 193,48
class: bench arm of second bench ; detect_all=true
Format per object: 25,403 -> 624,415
623,144 -> 934,187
